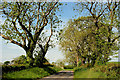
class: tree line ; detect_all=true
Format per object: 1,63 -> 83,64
0,1 -> 120,67
59,1 -> 119,67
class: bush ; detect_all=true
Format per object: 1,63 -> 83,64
92,63 -> 120,78
64,65 -> 75,69
74,65 -> 88,72
2,65 -> 29,73
4,61 -> 10,65
2,66 -> 62,79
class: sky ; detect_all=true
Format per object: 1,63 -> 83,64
0,2 -> 79,63
0,2 -> 119,63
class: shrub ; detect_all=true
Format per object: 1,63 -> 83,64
4,61 -> 10,65
93,63 -> 120,78
2,65 -> 29,73
64,65 -> 75,69
74,65 -> 88,72
2,66 -> 62,79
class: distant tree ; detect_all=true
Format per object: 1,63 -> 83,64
4,61 -> 10,65
55,59 -> 65,68
59,17 -> 96,66
59,15 -> 119,67
52,62 -> 56,65
11,55 -> 28,64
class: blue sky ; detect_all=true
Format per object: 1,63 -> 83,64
0,2 -> 119,63
0,2 -> 79,63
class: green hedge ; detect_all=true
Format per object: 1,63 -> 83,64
2,65 -> 29,73
2,66 -> 62,79
64,65 -> 75,69
92,63 -> 120,78
74,65 -> 88,72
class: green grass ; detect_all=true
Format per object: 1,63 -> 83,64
106,62 -> 120,65
74,62 -> 120,78
74,68 -> 106,78
3,66 -> 62,79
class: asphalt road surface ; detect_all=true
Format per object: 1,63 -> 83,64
40,70 -> 74,80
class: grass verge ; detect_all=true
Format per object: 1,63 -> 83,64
74,68 -> 105,78
2,66 -> 62,79
74,62 -> 120,78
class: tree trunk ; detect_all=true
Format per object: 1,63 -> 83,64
87,57 -> 90,67
26,49 -> 34,67
91,59 -> 95,67
81,57 -> 86,65
76,55 -> 79,67
36,52 -> 46,67
91,57 -> 97,67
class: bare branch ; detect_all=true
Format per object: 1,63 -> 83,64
45,18 -> 53,51
90,2 -> 94,12
97,7 -> 107,19
112,35 -> 120,43
36,2 -> 41,29
46,2 -> 58,16
12,20 -> 26,46
84,3 -> 95,18
18,17 -> 34,43
38,43 -> 45,53
0,32 -> 24,48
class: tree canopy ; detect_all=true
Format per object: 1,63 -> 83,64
0,2 -> 62,67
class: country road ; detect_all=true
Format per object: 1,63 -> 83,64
40,70 -> 74,80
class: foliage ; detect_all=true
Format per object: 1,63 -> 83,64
92,62 -> 120,78
59,1 -> 119,67
11,55 -> 28,65
74,64 -> 88,72
2,65 -> 29,73
55,59 -> 65,67
2,66 -> 62,79
4,61 -> 10,65
73,1 -> 119,66
74,63 -> 120,78
64,65 -> 75,69
0,2 -> 62,66
34,57 -> 50,67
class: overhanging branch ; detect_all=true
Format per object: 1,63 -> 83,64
0,32 -> 24,48
112,35 -> 120,43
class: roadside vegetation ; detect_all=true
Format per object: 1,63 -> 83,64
2,66 -> 62,79
58,1 -> 119,79
2,55 -> 62,79
0,1 -> 120,79
74,62 -> 120,78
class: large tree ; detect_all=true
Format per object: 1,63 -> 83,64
74,1 -> 119,65
59,15 -> 119,67
0,2 -> 61,66
59,18 -> 94,67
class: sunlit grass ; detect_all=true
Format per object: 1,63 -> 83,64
3,66 -> 62,79
74,68 -> 106,78
74,62 -> 120,78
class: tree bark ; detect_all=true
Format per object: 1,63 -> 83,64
26,50 -> 34,67
76,55 -> 79,67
